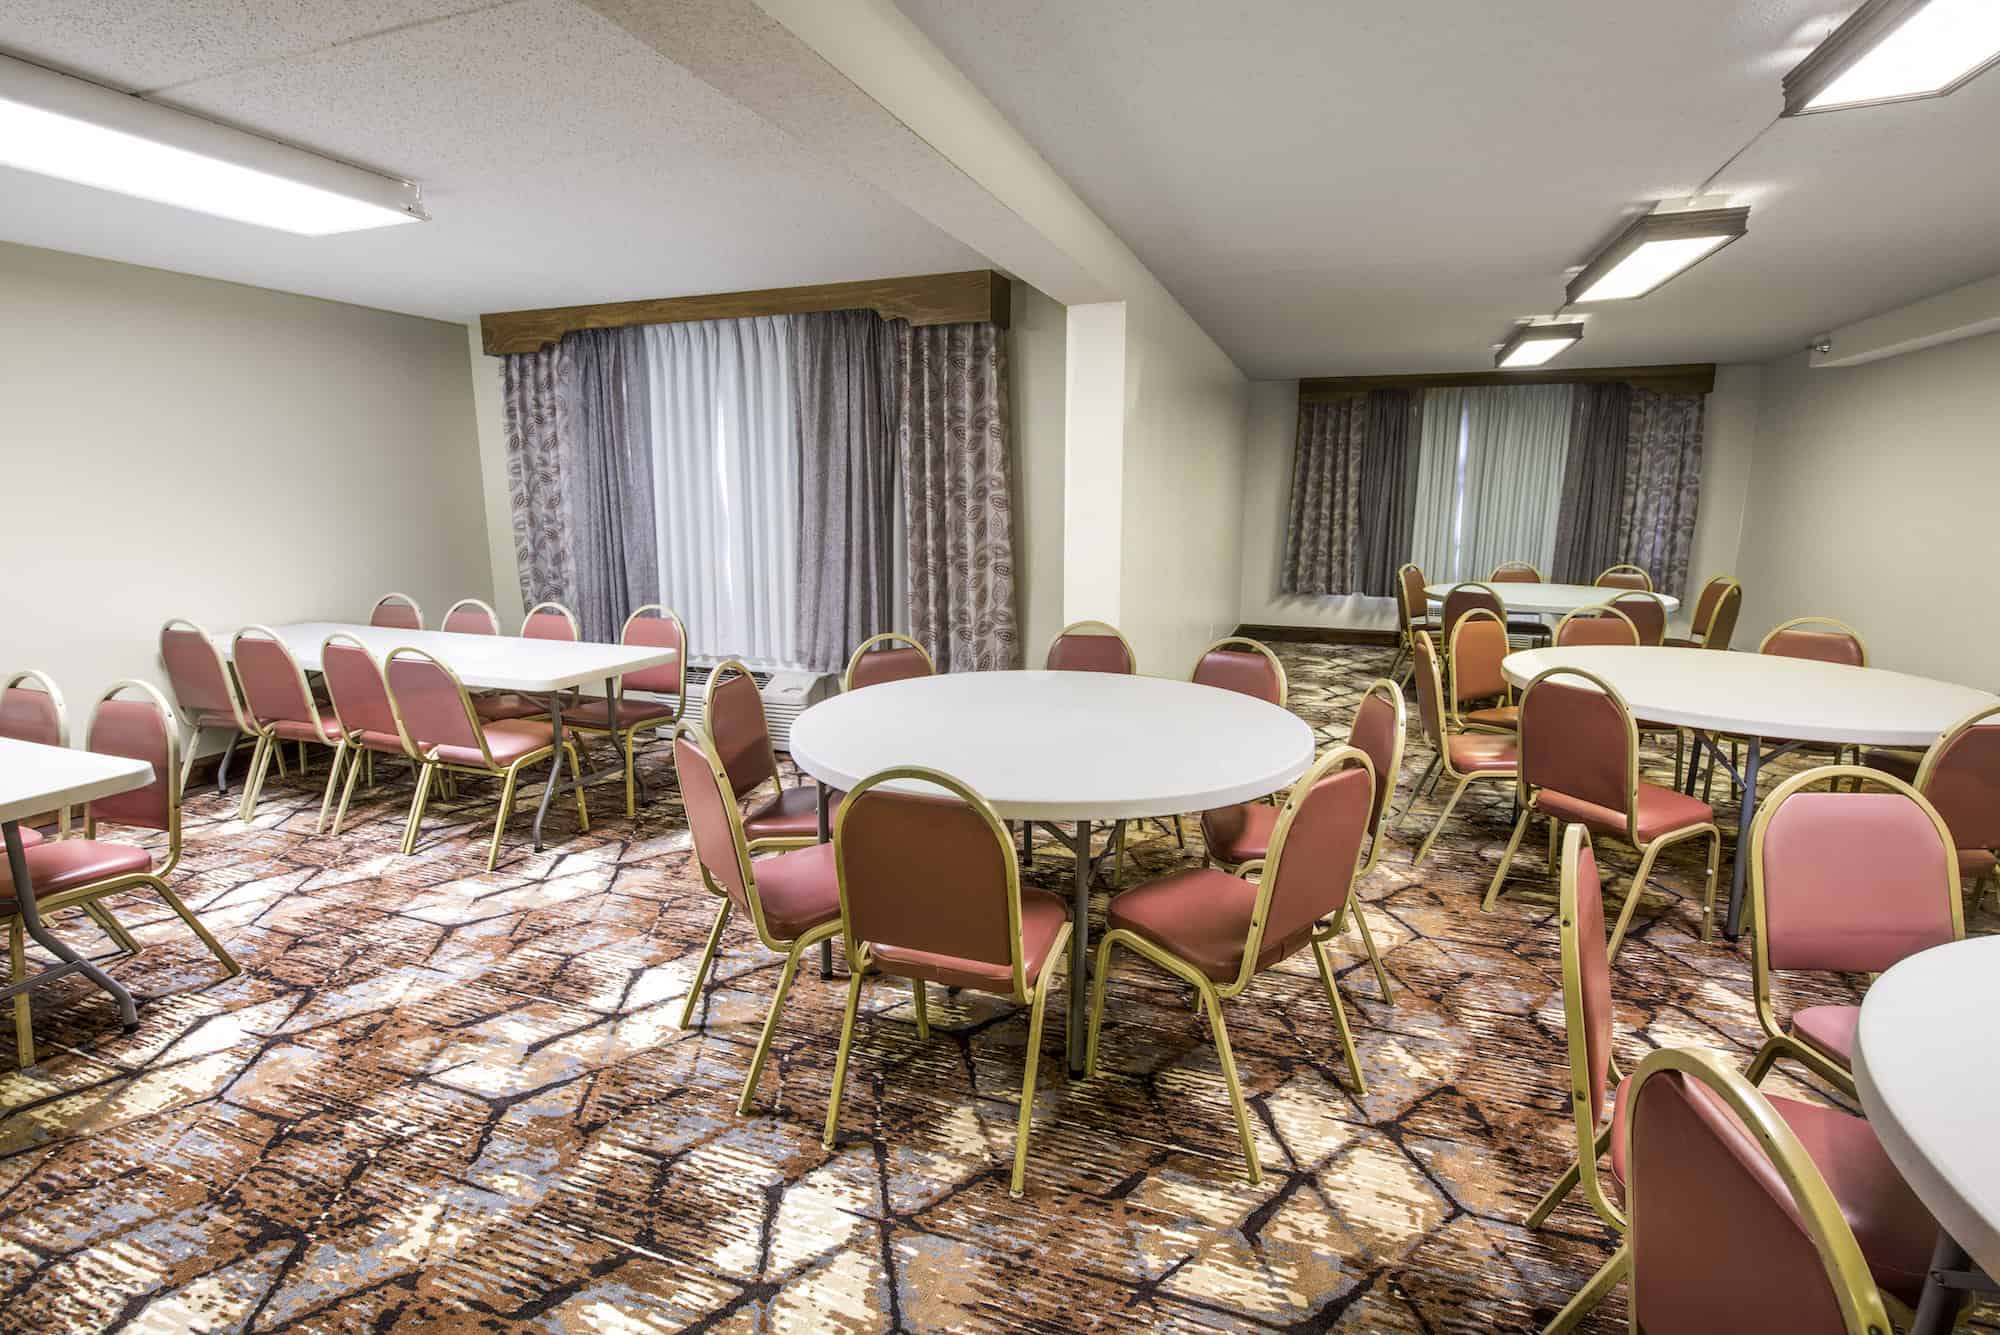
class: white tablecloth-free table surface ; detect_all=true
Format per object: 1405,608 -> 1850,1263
220,623 -> 675,694
1425,581 -> 1679,616
1854,937 -> 2000,1314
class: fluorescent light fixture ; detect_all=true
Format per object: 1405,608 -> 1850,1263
1785,0 -> 2000,115
1566,205 -> 1749,304
0,54 -> 425,235
1495,322 -> 1583,369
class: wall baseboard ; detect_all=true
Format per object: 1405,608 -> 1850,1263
1234,623 -> 1397,647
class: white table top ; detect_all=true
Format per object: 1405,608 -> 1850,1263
0,738 -> 153,826
222,623 -> 676,695
788,670 -> 1317,822
1425,581 -> 1680,616
1853,937 -> 2000,1279
1501,644 -> 1997,747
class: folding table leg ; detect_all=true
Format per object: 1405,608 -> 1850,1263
818,783 -> 834,979
531,699 -> 569,850
1068,818 -> 1092,1075
1724,739 -> 1762,940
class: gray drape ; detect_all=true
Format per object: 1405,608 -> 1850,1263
1549,381 -> 1634,584
1618,390 -> 1706,597
898,320 -> 1020,672
792,310 -> 903,674
564,327 -> 659,643
1280,396 -> 1365,594
1352,388 -> 1417,599
502,341 -> 579,614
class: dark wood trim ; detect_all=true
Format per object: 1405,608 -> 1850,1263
1235,623 -> 1398,648
1300,362 -> 1716,398
480,269 -> 1011,355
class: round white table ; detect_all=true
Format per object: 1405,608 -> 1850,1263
789,670 -> 1317,1071
1853,937 -> 2000,1332
1424,581 -> 1679,616
1500,645 -> 1999,937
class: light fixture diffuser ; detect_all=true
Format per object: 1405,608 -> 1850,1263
1784,0 -> 2000,115
1495,322 -> 1583,369
1566,206 -> 1749,305
0,55 -> 425,235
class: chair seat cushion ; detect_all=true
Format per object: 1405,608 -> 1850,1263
1200,802 -> 1278,867
566,697 -> 677,730
432,719 -> 556,769
744,784 -> 826,843
0,837 -> 153,898
474,693 -> 549,722
748,841 -> 841,941
874,888 -> 1070,995
268,709 -> 343,743
1790,1004 -> 1857,1068
1607,1076 -> 1937,1307
1961,847 -> 1997,877
1534,782 -> 1712,844
1108,867 -> 1307,983
1463,704 -> 1518,731
1860,749 -> 1922,782
1447,733 -> 1518,774
15,827 -> 44,849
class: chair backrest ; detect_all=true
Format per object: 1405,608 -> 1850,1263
1440,582 -> 1504,648
1250,747 -> 1376,977
844,632 -> 935,693
1519,668 -> 1637,828
0,669 -> 66,748
620,605 -> 687,697
1488,562 -> 1541,583
1557,826 -> 1620,1197
231,626 -> 323,734
1045,620 -> 1136,674
706,659 -> 780,799
369,593 -> 424,630
1346,678 -> 1405,870
384,648 -> 488,762
1397,562 -> 1428,633
1555,605 -> 1640,648
521,601 -> 579,642
1411,631 -> 1448,749
441,598 -> 501,636
1447,608 -> 1510,710
159,618 -> 245,729
1696,579 -> 1743,650
1189,636 -> 1286,707
321,634 -> 410,756
672,723 -> 764,935
85,680 -> 178,839
1916,704 -> 2000,855
836,768 -> 1026,999
1750,766 -> 1961,977
1624,1048 -> 1892,1335
1759,617 -> 1865,667
1685,577 -> 1734,639
1594,563 -> 1653,591
1608,591 -> 1667,646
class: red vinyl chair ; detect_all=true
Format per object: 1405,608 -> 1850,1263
3,682 -> 240,1068
369,593 -> 424,630
567,605 -> 687,818
1439,582 -> 1505,653
383,648 -> 587,870
1488,561 -> 1541,583
1533,827 -> 1938,1335
1447,608 -> 1517,734
1554,605 -> 1640,648
1087,747 -> 1376,1184
843,632 -> 935,692
1,670 -> 71,835
672,723 -> 843,1115
1606,590 -> 1668,646
1743,766 -> 1961,1098
231,626 -> 346,824
1401,631 -> 1517,865
520,601 -> 580,641
1593,563 -> 1653,591
706,659 -> 821,850
1909,704 -> 2000,908
1484,666 -> 1719,952
822,767 -> 1072,1196
159,619 -> 261,795
1664,576 -> 1742,650
1760,616 -> 1866,666
441,599 -> 501,635
318,633 -> 425,838
1182,636 -> 1289,865
1045,620 -> 1136,674
1389,562 -> 1440,685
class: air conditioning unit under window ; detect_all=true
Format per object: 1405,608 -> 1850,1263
638,660 -> 838,751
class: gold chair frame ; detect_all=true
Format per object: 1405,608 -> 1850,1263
232,625 -> 345,825
706,658 -> 814,855
441,597 -> 503,634
2,669 -> 72,837
1594,563 -> 1653,591
841,631 -> 935,693
7,681 -> 241,1068
1489,561 -> 1544,582
1334,677 -> 1405,1003
821,765 -> 1071,1196
383,647 -> 588,871
1741,765 -> 1961,1098
1913,702 -> 2000,908
565,604 -> 688,818
522,600 -> 581,639
1045,619 -> 1137,673
1447,607 -> 1516,735
1389,561 -> 1439,684
1605,590 -> 1670,646
1483,666 -> 1720,955
1401,632 -> 1517,866
1758,616 -> 1868,665
369,592 -> 425,628
158,618 -> 261,797
1552,605 -> 1638,646
1168,635 -> 1291,869
1670,575 -> 1741,649
1086,746 -> 1375,1186
317,633 -> 426,839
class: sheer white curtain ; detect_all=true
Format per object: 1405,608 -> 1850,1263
644,316 -> 802,667
1409,388 -> 1468,582
1407,384 -> 1573,584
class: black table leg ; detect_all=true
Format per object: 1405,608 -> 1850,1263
532,697 -> 567,850
1069,818 -> 1091,1075
818,782 -> 834,979
1724,738 -> 1762,940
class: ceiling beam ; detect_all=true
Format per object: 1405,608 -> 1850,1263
1300,363 -> 1716,398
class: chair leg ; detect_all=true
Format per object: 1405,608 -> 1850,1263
1744,1035 -> 1782,1086
1482,806 -> 1532,911
1348,899 -> 1394,1004
332,747 -> 365,837
179,726 -> 204,795
1085,933 -> 1119,1077
1699,828 -> 1722,943
1526,1156 -> 1584,1230
623,730 -> 640,819
1543,1243 -> 1630,1335
1113,821 -> 1127,885
821,962 -> 868,1147
1010,931 -> 1068,1197
81,901 -> 140,955
10,919 -> 35,1070
401,762 -> 437,856
1172,813 -> 1186,849
1606,841 -> 1667,961
565,742 -> 590,833
1396,755 -> 1441,830
486,764 -> 522,872
739,931 -> 822,1116
146,877 -> 241,976
1199,985 -> 1262,1186
1413,776 -> 1473,866
680,899 -> 731,1029
1312,941 -> 1368,1096
236,733 -> 272,822
314,739 -> 350,836
910,979 -> 930,1039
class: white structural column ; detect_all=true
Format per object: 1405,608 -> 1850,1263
1063,302 -> 1128,630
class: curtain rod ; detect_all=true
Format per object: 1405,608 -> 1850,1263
1300,362 -> 1716,398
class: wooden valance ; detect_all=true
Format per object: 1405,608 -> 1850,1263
1300,362 -> 1716,400
480,269 -> 1011,356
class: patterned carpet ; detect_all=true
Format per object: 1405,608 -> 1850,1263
1,642 -> 1993,1333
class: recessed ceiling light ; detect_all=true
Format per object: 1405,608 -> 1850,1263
1566,206 -> 1749,304
1785,0 -> 2000,115
1495,322 -> 1583,369
0,54 -> 426,236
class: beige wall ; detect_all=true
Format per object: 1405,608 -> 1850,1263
1736,335 -> 2000,682
1009,281 -> 1067,661
0,240 -> 490,739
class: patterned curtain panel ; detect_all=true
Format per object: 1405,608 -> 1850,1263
501,342 -> 579,614
1351,388 -> 1417,599
1617,390 -> 1706,597
1280,396 -> 1365,594
1549,381 -> 1634,584
564,327 -> 659,643
897,320 -> 1021,672
792,310 -> 905,674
